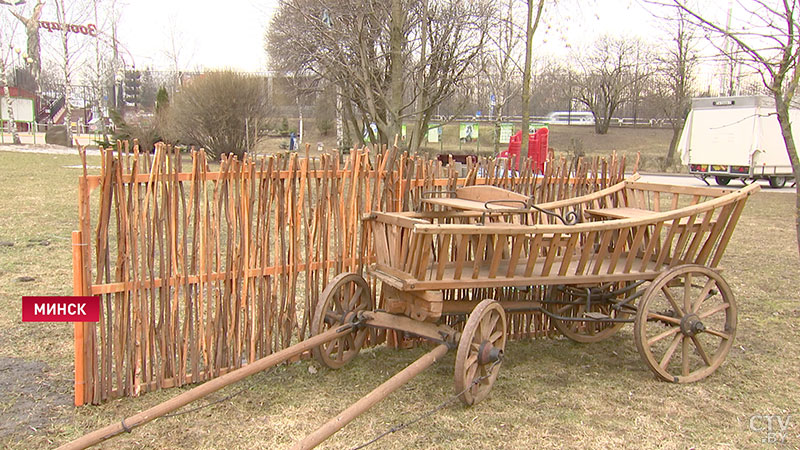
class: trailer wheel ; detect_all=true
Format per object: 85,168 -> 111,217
454,299 -> 506,405
634,265 -> 736,383
768,176 -> 787,188
312,273 -> 373,369
714,176 -> 731,186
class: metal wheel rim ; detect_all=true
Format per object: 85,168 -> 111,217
454,299 -> 506,406
634,265 -> 737,383
311,272 -> 372,369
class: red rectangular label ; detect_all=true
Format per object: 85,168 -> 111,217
22,296 -> 100,322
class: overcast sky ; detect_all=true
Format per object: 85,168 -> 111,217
111,0 -> 665,73
117,0 -> 278,72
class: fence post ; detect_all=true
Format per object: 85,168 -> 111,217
72,230 -> 87,406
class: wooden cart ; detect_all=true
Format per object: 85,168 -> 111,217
310,178 -> 760,406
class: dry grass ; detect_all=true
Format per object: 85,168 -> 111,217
0,150 -> 798,449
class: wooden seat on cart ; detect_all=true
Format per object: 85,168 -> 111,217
422,185 -> 530,212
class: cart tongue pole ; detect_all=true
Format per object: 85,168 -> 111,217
291,344 -> 450,450
57,325 -> 355,450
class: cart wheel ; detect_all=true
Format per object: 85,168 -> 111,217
714,176 -> 731,186
550,283 -> 631,343
454,299 -> 506,406
634,265 -> 737,383
312,272 -> 373,369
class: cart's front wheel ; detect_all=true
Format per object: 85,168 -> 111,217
454,299 -> 506,406
312,272 -> 373,369
634,265 -> 737,383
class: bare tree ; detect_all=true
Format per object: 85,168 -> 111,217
653,13 -> 697,168
572,35 -> 653,134
520,0 -> 546,156
267,0 -> 492,151
7,0 -> 44,95
479,0 -> 524,153
657,0 -> 800,256
50,0 -> 93,146
163,10 -> 195,96
0,12 -> 22,144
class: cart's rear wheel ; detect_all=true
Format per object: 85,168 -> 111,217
714,176 -> 731,186
312,272 -> 373,369
634,265 -> 737,383
550,283 -> 632,343
454,299 -> 506,406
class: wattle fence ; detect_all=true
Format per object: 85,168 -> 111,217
71,144 -> 632,406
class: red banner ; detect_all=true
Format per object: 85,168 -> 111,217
22,296 -> 100,322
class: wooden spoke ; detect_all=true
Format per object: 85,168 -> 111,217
311,273 -> 373,369
348,286 -> 363,310
488,330 -> 504,343
661,285 -> 684,317
648,326 -> 681,346
691,336 -> 712,366
635,265 -> 737,383
692,278 -> 717,313
704,328 -> 732,340
659,333 -> 682,369
683,274 -> 692,314
454,299 -> 506,406
698,302 -> 730,319
681,336 -> 690,377
646,312 -> 681,325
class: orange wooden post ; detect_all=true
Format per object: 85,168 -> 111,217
72,230 -> 86,406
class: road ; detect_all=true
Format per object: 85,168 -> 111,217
637,172 -> 796,193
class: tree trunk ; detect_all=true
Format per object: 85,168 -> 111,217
1,64 -> 22,145
56,0 -> 73,147
388,0 -> 405,146
665,122 -> 681,169
520,1 -> 535,158
773,94 -> 800,257
9,1 -> 43,93
409,0 -> 429,154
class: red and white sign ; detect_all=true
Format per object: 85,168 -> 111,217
22,296 -> 100,322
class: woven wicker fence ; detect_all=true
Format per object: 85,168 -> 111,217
71,144 -> 631,405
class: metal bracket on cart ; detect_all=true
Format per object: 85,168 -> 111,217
480,199 -> 579,225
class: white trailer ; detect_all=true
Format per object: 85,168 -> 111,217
678,95 -> 798,188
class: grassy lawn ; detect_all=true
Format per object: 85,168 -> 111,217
0,149 -> 798,449
256,122 -> 676,172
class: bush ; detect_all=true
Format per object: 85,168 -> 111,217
166,71 -> 271,160
108,109 -> 162,152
